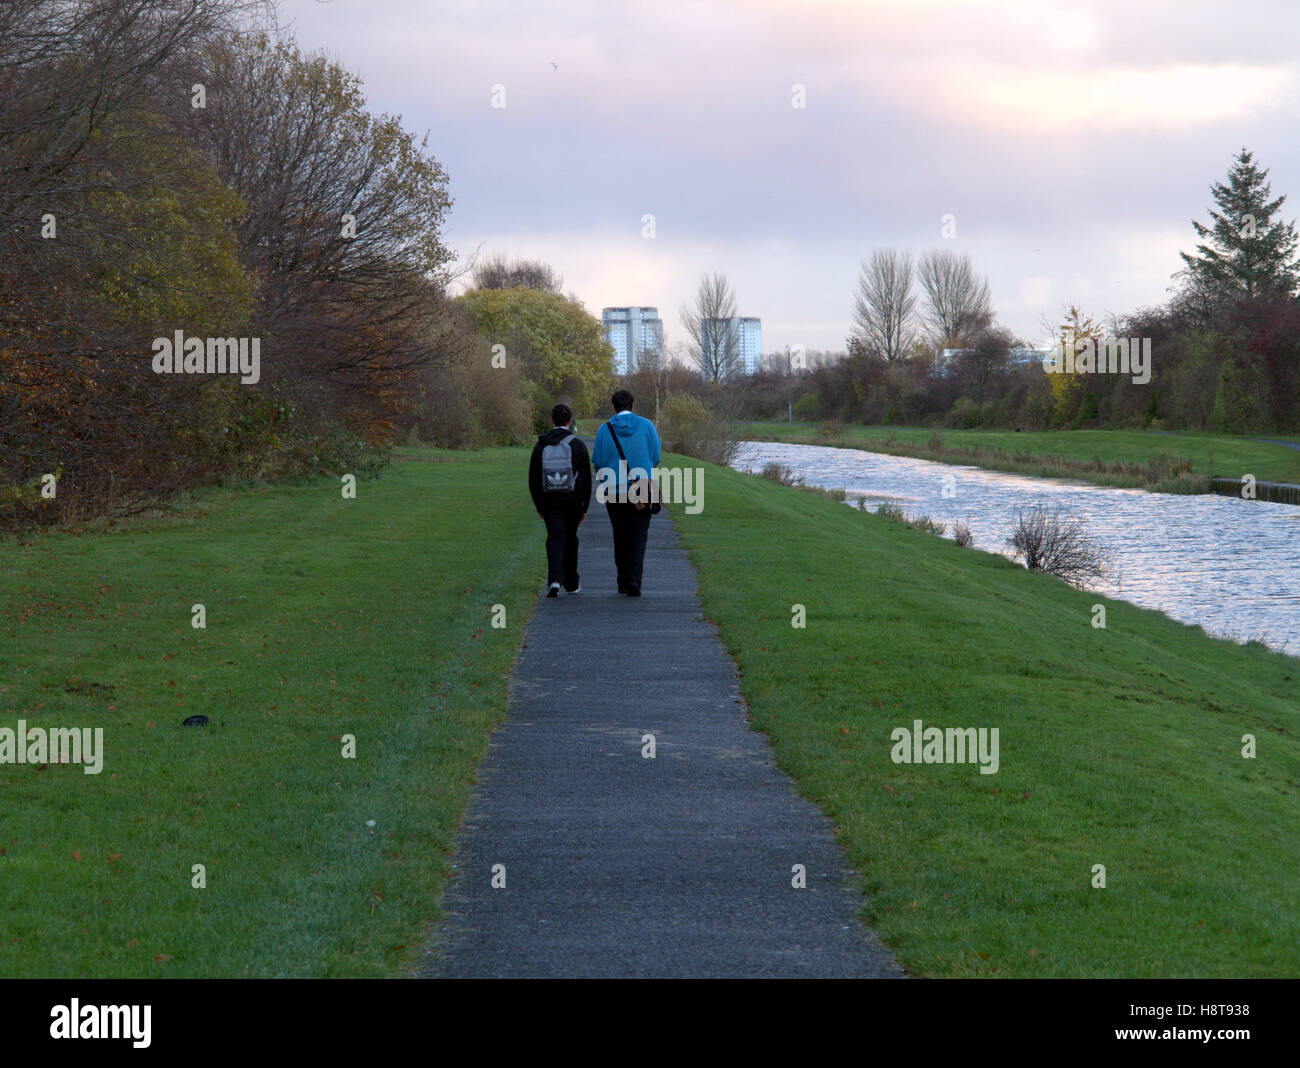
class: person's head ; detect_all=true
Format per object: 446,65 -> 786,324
611,389 -> 634,413
551,402 -> 573,428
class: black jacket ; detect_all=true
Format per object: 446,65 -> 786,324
529,427 -> 592,512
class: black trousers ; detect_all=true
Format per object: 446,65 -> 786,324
604,502 -> 653,591
541,502 -> 584,589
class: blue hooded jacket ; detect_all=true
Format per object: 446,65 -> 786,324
591,410 -> 662,496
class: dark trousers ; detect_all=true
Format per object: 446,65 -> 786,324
541,502 -> 584,589
605,502 -> 652,591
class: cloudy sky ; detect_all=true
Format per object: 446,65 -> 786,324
275,0 -> 1300,354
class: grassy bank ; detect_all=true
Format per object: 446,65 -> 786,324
739,421 -> 1300,492
0,445 -> 541,977
673,454 -> 1299,977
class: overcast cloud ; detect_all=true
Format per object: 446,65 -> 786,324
275,0 -> 1300,353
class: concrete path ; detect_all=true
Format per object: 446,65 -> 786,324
420,506 -> 902,979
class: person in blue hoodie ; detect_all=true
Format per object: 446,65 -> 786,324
591,389 -> 661,597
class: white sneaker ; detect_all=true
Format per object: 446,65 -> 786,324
546,583 -> 560,598
565,586 -> 581,594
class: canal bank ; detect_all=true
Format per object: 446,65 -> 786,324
740,422 -> 1300,495
673,452 -> 1300,977
1209,476 -> 1300,505
735,441 -> 1298,657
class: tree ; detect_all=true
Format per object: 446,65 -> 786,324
851,250 -> 917,364
1044,304 -> 1101,425
472,253 -> 562,293
955,325 -> 1015,404
917,250 -> 992,349
0,0 -> 270,528
1178,148 -> 1300,306
629,333 -> 669,421
456,287 -> 615,414
177,33 -> 457,440
681,273 -> 741,382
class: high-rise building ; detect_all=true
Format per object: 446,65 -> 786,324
699,317 -> 762,379
736,317 -> 762,376
602,307 -> 665,376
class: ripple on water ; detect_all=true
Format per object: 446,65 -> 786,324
734,441 -> 1299,657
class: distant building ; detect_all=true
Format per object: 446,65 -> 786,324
1009,346 -> 1052,368
761,349 -> 843,372
699,316 -> 762,379
602,307 -> 664,376
936,346 -> 1053,374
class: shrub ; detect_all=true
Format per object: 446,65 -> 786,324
662,393 -> 739,466
953,520 -> 974,548
812,418 -> 844,443
792,393 -> 821,421
909,514 -> 946,535
760,462 -> 799,486
1006,505 -> 1109,589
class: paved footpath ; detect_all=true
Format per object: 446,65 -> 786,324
421,506 -> 902,978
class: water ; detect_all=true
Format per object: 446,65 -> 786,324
733,442 -> 1300,657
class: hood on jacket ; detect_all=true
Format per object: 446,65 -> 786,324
607,410 -> 638,430
538,426 -> 575,446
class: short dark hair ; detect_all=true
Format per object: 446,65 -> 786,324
611,389 -> 634,412
551,403 -> 572,426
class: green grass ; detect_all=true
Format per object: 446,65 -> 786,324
0,445 -> 542,977
739,421 -> 1300,492
672,454 -> 1300,977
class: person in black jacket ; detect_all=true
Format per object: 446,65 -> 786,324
528,403 -> 592,597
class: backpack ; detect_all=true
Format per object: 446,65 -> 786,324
540,432 -> 578,494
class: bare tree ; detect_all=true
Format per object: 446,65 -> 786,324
917,250 -> 993,349
632,343 -> 667,421
851,250 -> 917,363
472,253 -> 562,293
1006,506 -> 1109,589
681,272 -> 741,382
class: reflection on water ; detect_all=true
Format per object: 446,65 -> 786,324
734,442 -> 1299,657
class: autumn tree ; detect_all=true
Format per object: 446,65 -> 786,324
0,0 -> 267,527
173,33 -> 457,444
1044,304 -> 1102,426
456,287 -> 615,415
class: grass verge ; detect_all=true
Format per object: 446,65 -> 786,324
672,454 -> 1300,977
0,445 -> 541,977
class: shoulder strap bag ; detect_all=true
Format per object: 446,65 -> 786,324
605,422 -> 662,513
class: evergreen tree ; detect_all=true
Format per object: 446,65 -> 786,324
1179,148 -> 1300,302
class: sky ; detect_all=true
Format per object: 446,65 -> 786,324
273,0 -> 1300,355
